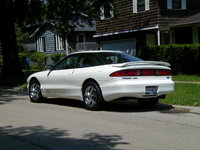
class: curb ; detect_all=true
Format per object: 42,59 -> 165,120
173,105 -> 200,114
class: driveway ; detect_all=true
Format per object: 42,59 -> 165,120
0,88 -> 200,150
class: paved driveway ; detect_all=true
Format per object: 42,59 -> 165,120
0,88 -> 200,150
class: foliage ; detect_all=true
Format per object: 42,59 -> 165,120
141,44 -> 200,74
0,0 -> 102,78
31,52 -> 48,69
16,26 -> 29,52
18,52 -> 31,70
46,0 -> 98,38
51,53 -> 66,64
0,44 -> 2,67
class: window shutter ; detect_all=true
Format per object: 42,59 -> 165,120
167,0 -> 172,9
132,0 -> 137,13
42,37 -> 46,52
54,35 -> 56,51
145,0 -> 149,11
110,3 -> 114,18
55,35 -> 57,51
100,6 -> 105,20
36,39 -> 39,52
182,0 -> 186,9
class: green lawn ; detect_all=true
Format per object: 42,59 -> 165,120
161,83 -> 200,107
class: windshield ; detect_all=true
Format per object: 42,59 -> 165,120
96,52 -> 142,64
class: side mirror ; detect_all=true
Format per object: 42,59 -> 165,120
45,65 -> 54,70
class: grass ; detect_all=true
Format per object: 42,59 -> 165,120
173,74 -> 200,82
166,74 -> 200,107
161,83 -> 200,107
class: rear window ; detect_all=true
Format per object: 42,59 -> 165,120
96,52 -> 142,64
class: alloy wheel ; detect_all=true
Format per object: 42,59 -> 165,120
84,85 -> 97,108
29,82 -> 40,100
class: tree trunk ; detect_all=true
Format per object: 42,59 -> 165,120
0,0 -> 22,78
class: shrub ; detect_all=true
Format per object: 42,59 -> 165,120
51,53 -> 66,64
31,52 -> 48,69
18,52 -> 27,69
141,44 -> 200,74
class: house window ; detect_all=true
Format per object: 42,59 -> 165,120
133,0 -> 149,13
36,37 -> 46,52
172,0 -> 181,9
167,0 -> 186,10
137,0 -> 145,12
55,35 -> 65,51
100,3 -> 114,20
77,34 -> 84,43
76,33 -> 85,51
163,32 -> 170,44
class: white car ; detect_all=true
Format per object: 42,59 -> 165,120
27,50 -> 174,110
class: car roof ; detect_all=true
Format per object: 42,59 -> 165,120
70,50 -> 124,55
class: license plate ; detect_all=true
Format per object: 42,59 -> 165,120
145,86 -> 158,95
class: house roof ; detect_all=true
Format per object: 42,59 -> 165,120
29,22 -> 54,38
171,13 -> 200,28
94,25 -> 159,38
73,20 -> 96,32
29,18 -> 96,38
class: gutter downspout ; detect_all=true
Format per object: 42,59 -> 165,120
157,25 -> 161,45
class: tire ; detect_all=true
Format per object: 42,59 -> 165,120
83,82 -> 104,110
29,79 -> 45,103
137,98 -> 159,107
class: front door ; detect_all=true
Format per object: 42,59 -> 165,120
43,54 -> 79,98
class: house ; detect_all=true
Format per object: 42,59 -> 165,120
94,0 -> 200,56
25,17 -> 96,64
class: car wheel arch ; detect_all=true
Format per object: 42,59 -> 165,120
82,78 -> 105,110
29,77 -> 43,94
82,78 -> 100,93
28,77 -> 46,103
29,77 -> 40,86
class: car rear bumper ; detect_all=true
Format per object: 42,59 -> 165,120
100,79 -> 174,102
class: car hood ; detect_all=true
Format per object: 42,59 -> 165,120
112,61 -> 170,67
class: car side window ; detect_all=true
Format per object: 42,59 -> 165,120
54,54 -> 79,70
77,54 -> 101,68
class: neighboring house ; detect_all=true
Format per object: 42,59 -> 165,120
94,0 -> 200,56
25,18 -> 96,64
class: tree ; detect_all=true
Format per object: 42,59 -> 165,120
0,0 -> 45,78
0,0 -> 104,78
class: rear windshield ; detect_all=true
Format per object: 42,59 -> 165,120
96,52 -> 142,64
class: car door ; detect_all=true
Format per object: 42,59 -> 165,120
44,54 -> 79,98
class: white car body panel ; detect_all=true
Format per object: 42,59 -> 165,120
27,58 -> 174,102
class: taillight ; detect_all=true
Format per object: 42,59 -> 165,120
110,69 -> 171,77
157,69 -> 171,76
110,70 -> 138,77
141,69 -> 155,76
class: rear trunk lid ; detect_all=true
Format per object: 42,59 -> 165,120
112,61 -> 170,67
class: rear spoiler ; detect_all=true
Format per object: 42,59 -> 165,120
113,61 -> 171,67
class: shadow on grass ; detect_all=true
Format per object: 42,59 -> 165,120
0,125 -> 129,150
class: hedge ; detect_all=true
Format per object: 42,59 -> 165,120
31,52 -> 48,69
140,44 -> 200,74
51,53 -> 66,64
